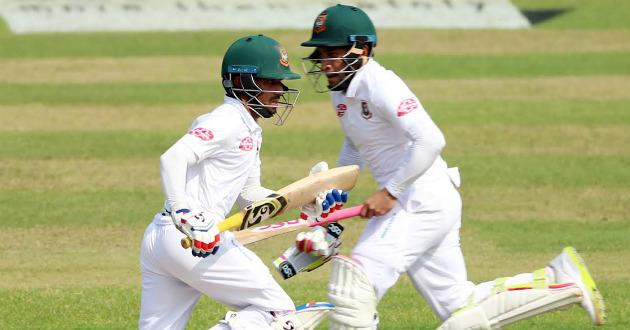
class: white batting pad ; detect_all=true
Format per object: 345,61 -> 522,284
437,285 -> 583,330
328,256 -> 377,330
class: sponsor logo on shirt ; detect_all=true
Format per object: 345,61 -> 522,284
336,104 -> 347,117
240,137 -> 254,151
188,127 -> 214,141
397,98 -> 418,117
314,12 -> 327,33
361,101 -> 372,120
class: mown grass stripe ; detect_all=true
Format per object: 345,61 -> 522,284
1,153 -> 627,190
0,56 -> 222,84
426,100 -> 630,125
0,130 -> 180,159
0,29 -> 628,58
0,75 -> 627,105
1,185 -> 626,225
460,186 -> 630,223
443,124 -> 629,156
378,29 -> 630,54
0,287 -> 143,328
472,220 -> 630,253
0,278 -> 627,329
2,127 -> 629,160
0,82 -> 220,105
378,52 -> 630,79
1,52 -> 628,83
406,75 -> 630,102
1,100 -> 628,132
448,154 -> 630,189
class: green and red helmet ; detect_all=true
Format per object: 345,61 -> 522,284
222,35 -> 301,126
300,5 -> 377,93
222,34 -> 300,81
301,4 -> 377,48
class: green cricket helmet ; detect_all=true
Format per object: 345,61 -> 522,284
300,5 -> 377,93
301,4 -> 377,48
222,34 -> 301,126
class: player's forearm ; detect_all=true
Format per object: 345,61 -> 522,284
160,142 -> 198,211
385,129 -> 445,198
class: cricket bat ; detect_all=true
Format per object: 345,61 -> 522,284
181,165 -> 360,249
233,205 -> 363,245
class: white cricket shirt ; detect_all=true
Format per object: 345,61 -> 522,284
333,59 -> 449,198
177,95 -> 263,220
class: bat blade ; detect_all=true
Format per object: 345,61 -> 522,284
180,165 -> 360,249
276,165 -> 360,211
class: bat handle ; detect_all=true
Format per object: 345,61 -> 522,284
310,205 -> 364,226
181,237 -> 192,249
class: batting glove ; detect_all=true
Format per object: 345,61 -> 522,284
299,161 -> 349,223
300,189 -> 349,223
295,224 -> 343,257
172,209 -> 221,258
275,222 -> 344,279
296,226 -> 330,257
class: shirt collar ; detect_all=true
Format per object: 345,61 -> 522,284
224,95 -> 262,133
344,58 -> 376,98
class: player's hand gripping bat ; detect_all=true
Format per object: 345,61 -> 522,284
181,165 -> 360,249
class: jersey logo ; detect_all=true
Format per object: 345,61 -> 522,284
278,46 -> 290,67
188,127 -> 214,141
397,98 -> 418,117
361,101 -> 372,120
336,104 -> 347,117
314,12 -> 327,33
240,137 -> 254,151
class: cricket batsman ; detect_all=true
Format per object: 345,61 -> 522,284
293,4 -> 607,330
139,34 -> 345,330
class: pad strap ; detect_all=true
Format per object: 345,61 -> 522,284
533,268 -> 547,289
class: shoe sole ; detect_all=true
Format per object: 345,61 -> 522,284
565,247 -> 607,326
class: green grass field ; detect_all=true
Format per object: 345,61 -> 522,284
1,0 -> 629,329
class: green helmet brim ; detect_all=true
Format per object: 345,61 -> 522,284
301,40 -> 350,47
228,65 -> 300,80
261,71 -> 300,80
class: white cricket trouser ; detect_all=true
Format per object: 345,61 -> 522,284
139,213 -> 295,330
352,171 -> 475,321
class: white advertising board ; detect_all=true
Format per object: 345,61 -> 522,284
0,0 -> 531,33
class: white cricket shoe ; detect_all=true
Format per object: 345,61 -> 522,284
548,246 -> 606,325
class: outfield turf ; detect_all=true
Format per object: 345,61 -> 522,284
0,1 -> 628,329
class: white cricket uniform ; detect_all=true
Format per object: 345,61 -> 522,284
332,59 -> 475,320
139,96 -> 295,330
